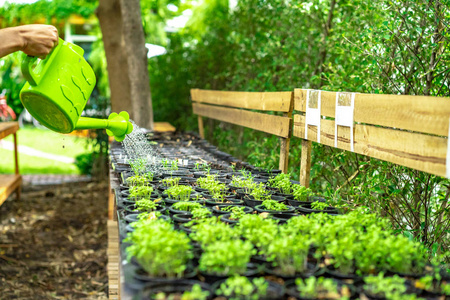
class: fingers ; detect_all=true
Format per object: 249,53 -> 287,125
18,24 -> 59,57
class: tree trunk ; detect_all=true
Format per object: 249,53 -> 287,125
97,0 -> 154,130
96,0 -> 130,114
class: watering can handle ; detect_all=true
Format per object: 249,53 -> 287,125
21,38 -> 62,86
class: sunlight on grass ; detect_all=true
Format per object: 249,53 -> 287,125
1,126 -> 92,157
0,126 -> 91,174
0,148 -> 80,174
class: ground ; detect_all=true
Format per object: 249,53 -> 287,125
0,180 -> 109,300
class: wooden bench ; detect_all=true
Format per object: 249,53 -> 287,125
293,89 -> 450,186
0,122 -> 21,206
190,89 -> 293,173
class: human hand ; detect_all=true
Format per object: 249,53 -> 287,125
17,24 -> 59,57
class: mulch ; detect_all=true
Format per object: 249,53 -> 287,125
0,180 -> 109,300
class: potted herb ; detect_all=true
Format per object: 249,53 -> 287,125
125,218 -> 193,278
215,276 -> 271,300
363,273 -> 410,299
169,201 -> 203,215
236,214 -> 279,251
254,199 -> 295,213
199,239 -> 256,279
148,282 -> 211,300
267,173 -> 293,196
212,204 -> 253,215
288,184 -> 315,206
173,207 -> 212,224
297,200 -> 339,215
189,221 -> 240,248
164,185 -> 196,204
127,198 -> 165,214
286,276 -> 351,300
220,206 -> 249,224
126,185 -> 156,201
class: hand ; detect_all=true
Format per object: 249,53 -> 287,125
18,24 -> 59,57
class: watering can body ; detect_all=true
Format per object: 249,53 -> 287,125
19,38 -> 132,141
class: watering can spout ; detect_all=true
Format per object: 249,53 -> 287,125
75,111 -> 133,142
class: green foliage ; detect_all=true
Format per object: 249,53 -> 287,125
292,184 -> 314,202
216,276 -> 268,300
199,239 -> 255,276
363,273 -> 409,299
160,177 -> 180,187
260,200 -> 288,211
134,198 -> 158,212
295,277 -> 345,299
125,218 -> 192,277
165,185 -> 194,200
310,201 -> 329,210
172,201 -> 202,212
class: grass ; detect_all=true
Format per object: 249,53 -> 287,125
0,126 -> 92,175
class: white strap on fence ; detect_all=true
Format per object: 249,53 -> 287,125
305,90 -> 322,143
335,92 -> 356,152
447,117 -> 450,178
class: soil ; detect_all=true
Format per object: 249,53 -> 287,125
0,180 -> 109,300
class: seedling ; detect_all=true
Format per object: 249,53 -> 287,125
292,184 -> 314,201
199,239 -> 255,275
126,175 -> 148,187
125,218 -> 193,277
295,277 -> 345,299
268,173 -> 292,194
311,201 -> 329,210
165,185 -> 194,200
191,207 -> 212,220
260,199 -> 288,211
129,185 -> 154,200
160,177 -> 181,187
134,198 -> 158,212
250,183 -> 271,201
216,276 -> 268,300
172,201 -> 202,212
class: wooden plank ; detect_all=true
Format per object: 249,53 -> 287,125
191,89 -> 293,112
293,89 -> 450,136
0,174 -> 22,206
107,220 -> 120,300
0,122 -> 19,140
13,133 -> 19,175
279,137 -> 290,173
197,116 -> 205,139
193,103 -> 291,138
153,122 -> 176,132
300,139 -> 312,187
293,115 -> 447,177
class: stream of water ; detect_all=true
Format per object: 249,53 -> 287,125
121,120 -> 163,176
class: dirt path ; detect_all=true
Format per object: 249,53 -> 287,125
0,181 -> 109,299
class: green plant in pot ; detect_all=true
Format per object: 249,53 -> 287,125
160,177 -> 181,187
172,201 -> 203,213
236,214 -> 278,250
216,276 -> 268,300
292,184 -> 314,202
191,207 -> 212,220
268,173 -> 292,194
153,283 -> 210,300
363,273 -> 410,299
189,221 -> 240,247
165,185 -> 194,201
129,185 -> 154,200
125,218 -> 193,278
130,158 -> 146,175
199,239 -> 255,276
257,199 -> 290,212
294,277 -> 349,300
223,206 -> 248,220
263,233 -> 312,276
134,198 -> 159,212
249,183 -> 271,201
126,175 -> 148,187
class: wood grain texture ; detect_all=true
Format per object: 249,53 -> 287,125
193,103 -> 291,138
300,139 -> 312,187
294,89 -> 450,136
197,116 -> 205,139
191,89 -> 293,112
279,137 -> 290,173
0,122 -> 19,140
293,115 -> 447,177
0,174 -> 22,207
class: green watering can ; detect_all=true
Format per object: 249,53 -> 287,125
19,38 -> 133,142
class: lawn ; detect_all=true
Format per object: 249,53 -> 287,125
0,127 -> 93,174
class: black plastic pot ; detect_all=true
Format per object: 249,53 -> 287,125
139,280 -> 213,300
269,212 -> 299,223
212,278 -> 284,300
211,204 -> 253,215
133,264 -> 197,283
173,213 -> 193,224
124,204 -> 166,215
284,277 -> 354,300
199,263 -> 262,284
205,198 -> 243,206
296,203 -> 339,215
264,262 -> 324,280
219,213 -> 239,225
254,204 -> 295,214
243,194 -> 286,208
